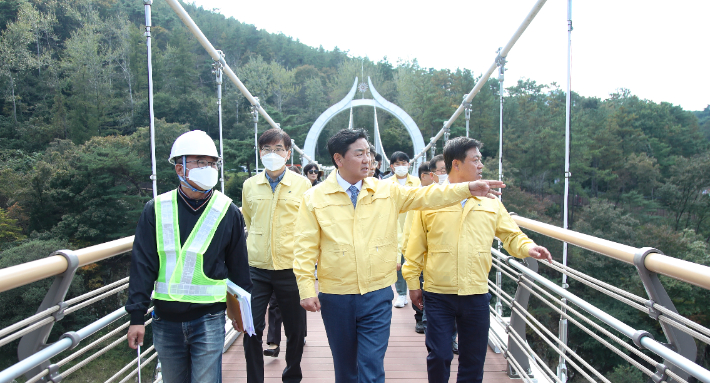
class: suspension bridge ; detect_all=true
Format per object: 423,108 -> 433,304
0,0 -> 709,382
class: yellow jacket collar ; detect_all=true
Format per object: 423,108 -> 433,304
321,171 -> 373,194
255,169 -> 292,187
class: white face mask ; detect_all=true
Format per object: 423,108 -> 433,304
437,174 -> 448,185
394,166 -> 409,177
261,153 -> 286,172
187,166 -> 219,190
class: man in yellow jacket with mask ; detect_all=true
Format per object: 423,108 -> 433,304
293,129 -> 505,383
242,128 -> 312,383
385,151 -> 420,308
403,137 -> 552,383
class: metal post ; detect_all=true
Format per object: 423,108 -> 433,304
506,256 -> 537,379
495,49 -> 506,316
252,98 -> 259,174
634,248 -> 697,381
429,137 -> 436,158
213,52 -> 225,193
557,2 -> 572,381
144,0 -> 157,199
463,94 -> 471,138
17,251 -> 79,381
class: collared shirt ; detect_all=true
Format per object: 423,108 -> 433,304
336,171 -> 362,198
293,172 -> 471,299
242,170 -> 313,270
402,196 -> 534,295
265,169 -> 286,192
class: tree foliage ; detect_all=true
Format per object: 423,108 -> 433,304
0,0 -> 708,379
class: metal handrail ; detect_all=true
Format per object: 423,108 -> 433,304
0,236 -> 133,294
490,248 -> 710,383
0,213 -> 708,300
512,215 -> 710,291
0,308 -> 127,383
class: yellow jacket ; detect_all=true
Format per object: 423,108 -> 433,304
402,195 -> 534,295
293,172 -> 471,299
385,174 -> 421,254
242,169 -> 313,270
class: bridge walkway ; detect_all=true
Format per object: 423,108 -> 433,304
222,287 -> 510,382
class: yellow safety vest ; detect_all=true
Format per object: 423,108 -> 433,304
153,189 -> 232,303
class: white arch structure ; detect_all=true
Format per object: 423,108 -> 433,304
302,77 -> 425,168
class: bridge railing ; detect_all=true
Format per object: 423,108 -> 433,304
0,213 -> 709,382
489,215 -> 710,383
0,237 -> 241,382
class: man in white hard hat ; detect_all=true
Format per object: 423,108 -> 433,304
241,128 -> 312,383
125,130 -> 252,383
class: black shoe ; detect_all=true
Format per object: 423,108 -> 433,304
415,321 -> 426,334
452,341 -> 459,355
263,345 -> 280,357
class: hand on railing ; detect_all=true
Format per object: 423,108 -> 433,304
468,180 -> 505,199
527,245 -> 552,264
127,325 -> 145,350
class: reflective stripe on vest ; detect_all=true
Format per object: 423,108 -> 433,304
153,189 -> 232,303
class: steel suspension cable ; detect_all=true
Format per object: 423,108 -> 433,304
117,349 -> 159,383
104,345 -> 156,383
412,0 -> 548,163
539,261 -> 648,312
65,277 -> 130,306
515,277 -> 659,379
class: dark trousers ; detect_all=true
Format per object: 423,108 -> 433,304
243,267 -> 306,383
266,292 -> 282,345
267,292 -> 307,345
319,287 -> 394,383
423,291 -> 491,383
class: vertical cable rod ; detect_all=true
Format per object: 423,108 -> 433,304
214,52 -> 225,193
144,0 -> 157,199
558,2 -> 573,382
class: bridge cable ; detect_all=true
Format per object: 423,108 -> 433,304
411,0 -> 548,164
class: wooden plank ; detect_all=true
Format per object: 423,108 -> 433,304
222,287 -> 513,382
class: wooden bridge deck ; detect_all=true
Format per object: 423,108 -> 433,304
223,288 -> 511,382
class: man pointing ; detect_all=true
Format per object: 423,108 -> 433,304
292,129 -> 505,383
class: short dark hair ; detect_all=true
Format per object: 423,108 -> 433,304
429,155 -> 444,172
417,163 -> 430,178
375,153 -> 382,162
258,128 -> 292,150
389,151 -> 410,164
369,145 -> 377,157
303,162 -> 319,176
288,166 -> 300,173
443,137 -> 483,174
327,129 -> 369,168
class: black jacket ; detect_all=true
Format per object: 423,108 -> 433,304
125,189 -> 252,325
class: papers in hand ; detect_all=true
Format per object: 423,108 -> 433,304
226,280 -> 255,336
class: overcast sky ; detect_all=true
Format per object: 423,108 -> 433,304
190,0 -> 709,111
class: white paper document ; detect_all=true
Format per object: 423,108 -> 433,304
226,280 -> 255,336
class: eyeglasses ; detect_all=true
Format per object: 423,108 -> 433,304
261,147 -> 287,154
185,159 -> 220,168
307,170 -> 319,174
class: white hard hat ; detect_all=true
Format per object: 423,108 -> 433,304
168,130 -> 220,164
